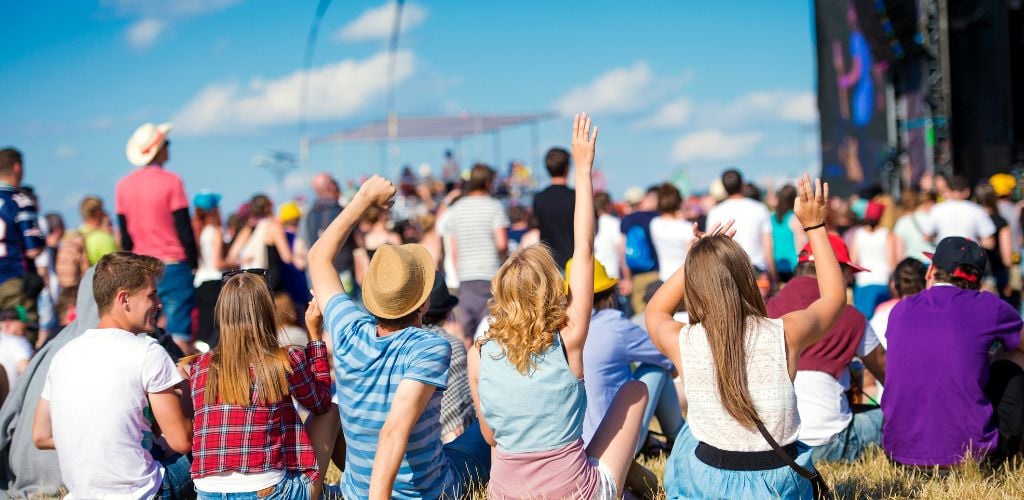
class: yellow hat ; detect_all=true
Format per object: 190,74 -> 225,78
989,173 -> 1016,197
278,201 -> 302,223
564,257 -> 618,295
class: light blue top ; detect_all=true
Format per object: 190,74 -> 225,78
771,211 -> 798,275
478,333 -> 586,453
324,293 -> 454,500
582,308 -> 675,445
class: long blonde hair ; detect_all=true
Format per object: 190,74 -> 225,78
485,245 -> 568,375
196,273 -> 293,406
683,236 -> 768,428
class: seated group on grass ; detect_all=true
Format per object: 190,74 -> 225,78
10,115 -> 1024,499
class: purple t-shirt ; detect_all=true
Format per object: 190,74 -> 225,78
881,285 -> 1022,466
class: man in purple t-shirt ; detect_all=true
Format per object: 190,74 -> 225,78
882,237 -> 1024,466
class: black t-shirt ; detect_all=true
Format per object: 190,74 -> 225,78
532,185 -> 576,268
988,213 -> 1009,274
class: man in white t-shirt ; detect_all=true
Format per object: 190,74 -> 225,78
0,310 -> 33,395
922,175 -> 996,249
704,169 -> 775,280
32,252 -> 193,499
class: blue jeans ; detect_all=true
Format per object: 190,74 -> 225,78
159,453 -> 194,499
853,284 -> 890,320
810,406 -> 883,463
196,471 -> 311,499
442,420 -> 491,497
158,262 -> 196,340
634,363 -> 684,452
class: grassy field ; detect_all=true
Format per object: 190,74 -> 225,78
323,447 -> 1024,499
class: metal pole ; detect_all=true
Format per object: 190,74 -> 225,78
386,0 -> 406,181
531,121 -> 540,173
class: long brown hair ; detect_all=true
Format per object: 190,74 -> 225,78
683,235 -> 768,428
198,273 -> 293,406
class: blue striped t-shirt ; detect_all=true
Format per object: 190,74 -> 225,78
324,293 -> 454,499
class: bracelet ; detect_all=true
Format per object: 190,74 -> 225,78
803,223 -> 826,232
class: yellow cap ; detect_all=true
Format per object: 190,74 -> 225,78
564,257 -> 618,295
989,173 -> 1016,197
278,201 -> 302,223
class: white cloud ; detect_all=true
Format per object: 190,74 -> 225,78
173,51 -> 416,135
88,115 -> 114,130
55,145 -> 77,159
671,129 -> 764,163
704,90 -> 818,126
125,18 -> 166,50
335,2 -> 427,42
631,98 -> 692,130
554,61 -> 654,116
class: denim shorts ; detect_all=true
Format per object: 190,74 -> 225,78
442,420 -> 492,497
158,262 -> 196,340
196,471 -> 311,499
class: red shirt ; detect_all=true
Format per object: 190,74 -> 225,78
188,341 -> 332,480
115,165 -> 189,262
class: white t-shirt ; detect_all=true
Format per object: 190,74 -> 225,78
0,333 -> 33,389
705,197 -> 772,270
649,216 -> 695,282
42,328 -> 183,500
194,225 -> 223,286
851,226 -> 892,287
793,323 -> 881,446
594,214 -> 623,279
922,199 -> 996,242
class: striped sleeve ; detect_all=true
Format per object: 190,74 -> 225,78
404,337 -> 451,390
324,292 -> 372,353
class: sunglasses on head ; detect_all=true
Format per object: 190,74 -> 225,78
222,268 -> 269,283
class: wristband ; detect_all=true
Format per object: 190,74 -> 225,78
803,223 -> 826,232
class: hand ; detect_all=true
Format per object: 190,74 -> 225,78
305,297 -> 323,342
571,113 -> 598,171
357,175 -> 397,209
618,278 -> 633,297
793,174 -> 829,229
691,219 -> 737,245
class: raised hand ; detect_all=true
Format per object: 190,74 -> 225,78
357,175 -> 397,209
691,218 -> 737,243
793,174 -> 828,229
571,112 -> 598,171
305,296 -> 323,342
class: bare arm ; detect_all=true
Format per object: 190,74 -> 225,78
466,345 -> 496,446
999,227 -> 1013,268
493,227 -> 509,256
308,176 -> 396,311
887,231 -> 900,270
369,380 -> 437,500
561,113 -> 598,378
149,386 -> 192,454
980,235 -> 996,251
32,398 -> 55,450
227,225 -> 252,263
862,345 -> 886,385
782,176 -> 845,361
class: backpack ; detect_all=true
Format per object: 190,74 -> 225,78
624,225 -> 656,273
55,231 -> 87,289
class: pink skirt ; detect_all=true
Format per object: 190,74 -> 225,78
487,438 -> 613,499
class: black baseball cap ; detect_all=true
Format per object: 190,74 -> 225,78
923,236 -> 988,283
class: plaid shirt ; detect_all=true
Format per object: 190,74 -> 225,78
188,341 -> 332,481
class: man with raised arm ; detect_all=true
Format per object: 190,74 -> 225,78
307,177 -> 490,499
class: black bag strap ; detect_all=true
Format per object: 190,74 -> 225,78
754,420 -> 834,500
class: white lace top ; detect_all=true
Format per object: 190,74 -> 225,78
679,317 -> 800,451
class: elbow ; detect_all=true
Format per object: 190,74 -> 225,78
167,423 -> 193,454
32,429 -> 52,450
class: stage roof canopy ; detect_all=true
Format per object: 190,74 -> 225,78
310,113 -> 556,144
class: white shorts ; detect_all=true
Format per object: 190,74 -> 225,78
587,456 -> 617,500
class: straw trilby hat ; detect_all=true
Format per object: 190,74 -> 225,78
363,244 -> 436,319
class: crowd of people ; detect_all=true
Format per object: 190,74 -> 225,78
0,111 -> 1021,499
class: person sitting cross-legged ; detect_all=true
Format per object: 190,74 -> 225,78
307,176 -> 490,499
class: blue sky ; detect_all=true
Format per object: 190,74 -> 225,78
1,0 -> 819,225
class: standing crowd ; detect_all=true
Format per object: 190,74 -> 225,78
0,112 -> 1021,499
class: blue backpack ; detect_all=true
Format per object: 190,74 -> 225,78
624,225 -> 656,273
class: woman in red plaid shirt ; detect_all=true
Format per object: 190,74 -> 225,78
179,271 -> 333,499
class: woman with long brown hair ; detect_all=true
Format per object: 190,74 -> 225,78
179,272 -> 332,498
647,175 -> 845,498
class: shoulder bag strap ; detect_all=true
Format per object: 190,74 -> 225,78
754,420 -> 834,500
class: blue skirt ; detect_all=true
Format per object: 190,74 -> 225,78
664,423 -> 816,499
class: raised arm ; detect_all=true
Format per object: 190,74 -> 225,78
782,175 -> 845,355
561,113 -> 598,373
308,176 -> 396,311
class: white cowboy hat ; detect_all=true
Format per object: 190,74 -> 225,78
126,122 -> 173,167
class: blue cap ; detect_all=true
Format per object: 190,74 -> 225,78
193,191 -> 221,211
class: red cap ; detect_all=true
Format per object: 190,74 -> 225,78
798,232 -> 870,273
865,201 -> 885,221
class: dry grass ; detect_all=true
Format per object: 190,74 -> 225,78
324,446 -> 1024,499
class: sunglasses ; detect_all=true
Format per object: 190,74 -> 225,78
222,268 -> 269,283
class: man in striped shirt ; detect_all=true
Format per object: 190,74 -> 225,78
308,175 -> 490,499
443,164 -> 509,346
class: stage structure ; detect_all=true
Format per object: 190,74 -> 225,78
302,113 -> 557,179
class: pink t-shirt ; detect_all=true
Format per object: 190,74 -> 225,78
115,165 -> 189,262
